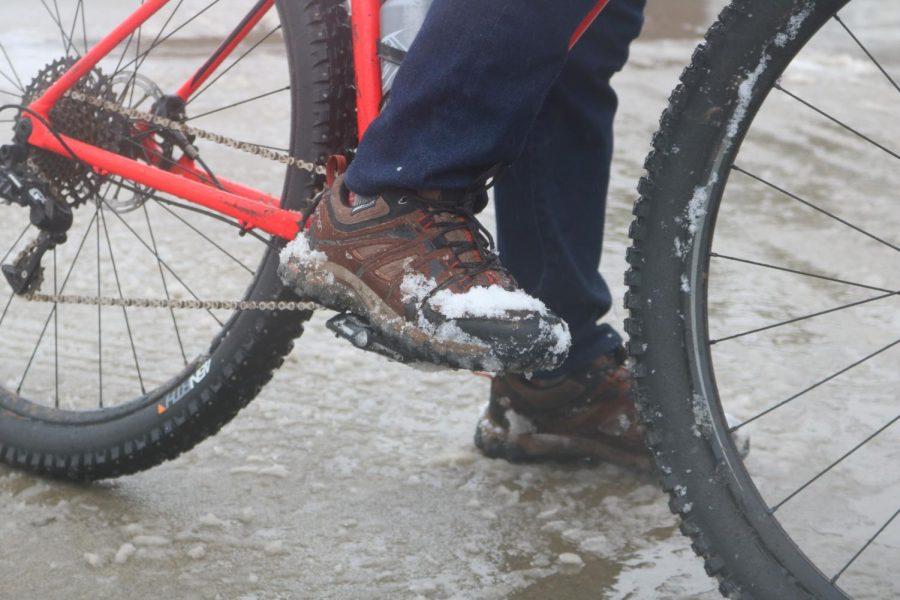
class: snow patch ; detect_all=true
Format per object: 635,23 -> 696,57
84,552 -> 103,567
400,271 -> 437,305
198,513 -> 228,528
775,5 -> 813,47
691,393 -> 713,438
114,543 -> 137,565
428,286 -> 548,319
505,409 -> 537,438
132,535 -> 171,547
258,464 -> 290,479
685,173 -> 718,235
558,553 -> 585,568
280,232 -> 326,267
264,540 -> 287,556
579,535 -> 613,558
542,320 -> 572,358
727,55 -> 770,142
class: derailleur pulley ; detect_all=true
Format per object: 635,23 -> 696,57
0,128 -> 73,295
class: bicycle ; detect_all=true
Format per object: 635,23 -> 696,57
0,1 -> 894,598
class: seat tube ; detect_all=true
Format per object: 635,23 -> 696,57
351,0 -> 383,138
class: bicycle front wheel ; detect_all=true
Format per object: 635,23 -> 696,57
627,0 -> 897,597
0,0 -> 355,480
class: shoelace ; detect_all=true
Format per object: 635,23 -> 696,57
301,184 -> 513,297
405,194 -> 512,294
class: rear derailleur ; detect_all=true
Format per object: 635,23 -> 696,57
0,128 -> 73,296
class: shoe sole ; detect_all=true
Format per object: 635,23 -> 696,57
474,408 -> 654,473
280,254 -> 548,372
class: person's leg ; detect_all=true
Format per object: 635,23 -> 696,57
494,0 -> 647,378
345,0 -> 603,196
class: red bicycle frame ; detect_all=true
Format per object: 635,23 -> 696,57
22,0 -> 609,242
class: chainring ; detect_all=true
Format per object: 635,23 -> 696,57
18,57 -> 129,208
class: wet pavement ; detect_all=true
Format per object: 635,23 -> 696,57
1,1 -> 898,598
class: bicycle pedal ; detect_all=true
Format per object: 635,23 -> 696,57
325,313 -> 408,364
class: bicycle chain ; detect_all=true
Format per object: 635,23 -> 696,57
67,90 -> 327,176
24,292 -> 315,312
16,91 -> 325,312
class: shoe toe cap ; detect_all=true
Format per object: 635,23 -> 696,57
423,304 -> 571,372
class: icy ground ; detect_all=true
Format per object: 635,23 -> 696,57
1,0 -> 898,598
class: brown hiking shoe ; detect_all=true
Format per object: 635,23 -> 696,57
474,348 -> 653,470
278,174 -> 570,372
474,347 -> 750,469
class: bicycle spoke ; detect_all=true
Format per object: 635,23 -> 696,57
0,291 -> 14,332
40,0 -> 78,57
95,201 -> 102,407
710,253 -> 892,294
186,86 -> 291,122
154,200 -> 254,274
711,290 -> 900,345
774,84 -> 900,163
729,336 -> 900,432
771,413 -> 900,513
0,88 -> 20,98
17,211 -> 98,394
66,1 -> 84,59
118,136 -> 218,188
117,0 -> 183,104
832,509 -> 900,584
53,248 -> 59,408
129,92 -> 153,111
115,179 -> 276,248
733,165 -> 900,253
834,15 -> 900,96
132,0 -> 184,73
0,42 -> 25,93
127,4 -> 146,109
103,202 -> 224,327
118,0 -> 222,76
142,203 -> 187,366
79,0 -> 88,55
1,223 -> 31,265
112,25 -> 139,76
100,205 -> 146,395
188,24 -> 283,105
0,70 -> 22,95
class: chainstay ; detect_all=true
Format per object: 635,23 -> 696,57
66,90 -> 326,176
24,292 -> 316,312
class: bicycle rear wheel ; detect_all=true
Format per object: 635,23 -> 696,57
627,0 -> 897,597
0,0 -> 355,480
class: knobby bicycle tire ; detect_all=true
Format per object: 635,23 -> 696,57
627,0 -> 853,597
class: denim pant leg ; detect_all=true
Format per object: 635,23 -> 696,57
495,0 -> 646,378
345,0 -> 602,195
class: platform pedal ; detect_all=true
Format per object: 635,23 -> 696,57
325,313 -> 409,364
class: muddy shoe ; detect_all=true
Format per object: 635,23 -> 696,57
474,348 -> 750,470
278,175 -> 570,372
474,348 -> 652,470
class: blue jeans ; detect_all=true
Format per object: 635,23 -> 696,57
345,0 -> 647,376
